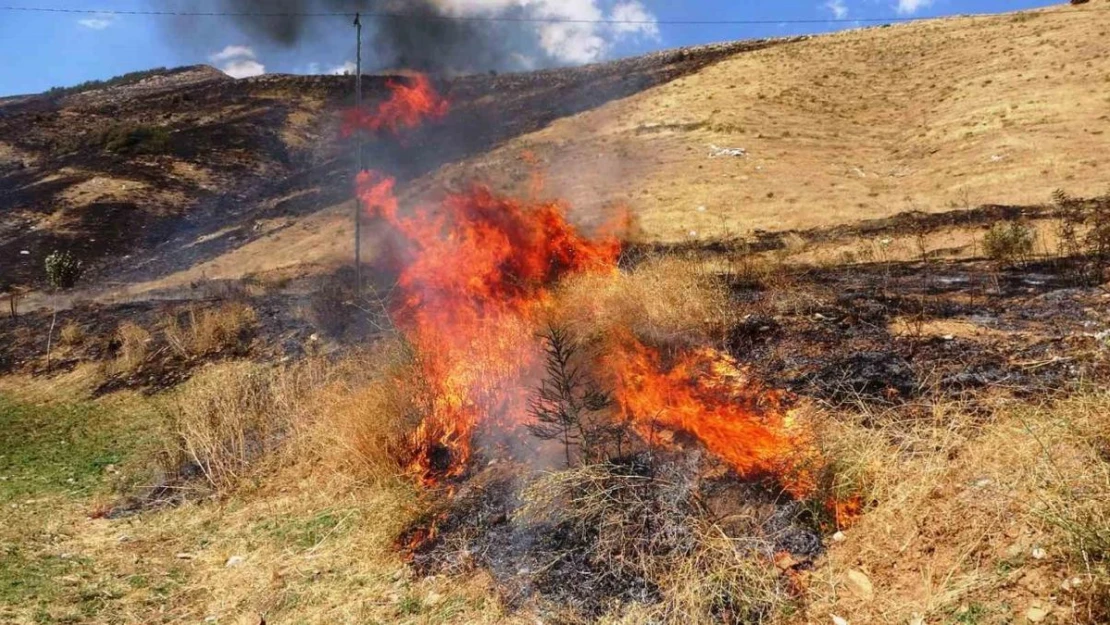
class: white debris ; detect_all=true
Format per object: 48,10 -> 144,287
832,531 -> 847,542
709,144 -> 747,158
832,616 -> 849,625
909,614 -> 926,625
19,250 -> 29,255
225,555 -> 245,568
990,154 -> 1004,162
1032,547 -> 1047,560
696,205 -> 707,212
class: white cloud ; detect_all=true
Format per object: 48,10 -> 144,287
610,1 -> 660,39
441,0 -> 661,66
78,14 -> 114,30
824,0 -> 849,19
209,45 -> 265,79
895,0 -> 933,15
210,45 -> 257,63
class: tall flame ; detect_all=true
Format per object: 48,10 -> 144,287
349,73 -> 830,505
358,170 -> 620,481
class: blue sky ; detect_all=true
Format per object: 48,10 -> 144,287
0,0 -> 1061,97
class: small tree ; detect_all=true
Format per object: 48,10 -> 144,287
44,250 -> 84,365
528,325 -> 614,468
45,250 -> 84,290
983,221 -> 1035,266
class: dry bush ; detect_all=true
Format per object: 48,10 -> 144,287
517,460 -> 785,623
556,256 -> 734,347
304,339 -> 428,483
306,272 -> 358,338
59,321 -> 86,346
114,321 -> 152,373
163,302 -> 257,358
161,359 -> 329,490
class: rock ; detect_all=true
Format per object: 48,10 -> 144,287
1026,603 -> 1050,622
845,569 -> 874,601
225,555 -> 245,567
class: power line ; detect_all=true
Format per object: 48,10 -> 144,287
0,4 -> 1103,26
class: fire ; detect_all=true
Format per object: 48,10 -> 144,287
603,335 -> 818,497
341,73 -> 449,137
357,170 -> 620,482
348,72 -> 839,508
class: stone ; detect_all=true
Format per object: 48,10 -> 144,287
845,569 -> 874,601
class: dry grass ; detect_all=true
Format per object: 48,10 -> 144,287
556,255 -> 734,347
300,339 -> 428,484
794,394 -> 1110,624
58,321 -> 85,346
161,359 -> 328,490
114,320 -> 152,373
163,302 -> 257,358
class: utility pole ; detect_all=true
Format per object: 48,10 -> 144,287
353,12 -> 363,293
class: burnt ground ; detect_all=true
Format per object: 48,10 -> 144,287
724,257 -> 1110,410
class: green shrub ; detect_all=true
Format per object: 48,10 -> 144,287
44,250 -> 84,290
982,221 -> 1035,265
102,124 -> 171,155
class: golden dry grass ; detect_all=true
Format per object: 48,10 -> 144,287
162,302 -> 257,358
114,320 -> 152,373
796,394 -> 1110,624
555,255 -> 735,347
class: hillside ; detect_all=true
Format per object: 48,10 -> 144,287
59,3 -> 1110,299
2,4 -> 1110,625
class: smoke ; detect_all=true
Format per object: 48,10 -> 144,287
163,0 -> 659,74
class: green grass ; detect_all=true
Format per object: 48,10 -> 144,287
0,395 -> 159,502
0,394 -> 164,620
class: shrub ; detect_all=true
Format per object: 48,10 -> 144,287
44,250 -> 84,290
306,272 -> 358,338
982,220 -> 1035,265
162,362 -> 288,490
115,322 -> 152,373
1053,189 -> 1110,282
101,124 -> 171,155
306,340 -> 428,483
163,302 -> 257,358
59,322 -> 86,346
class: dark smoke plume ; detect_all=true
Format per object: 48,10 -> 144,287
174,0 -> 531,73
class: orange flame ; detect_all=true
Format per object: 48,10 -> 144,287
342,74 -> 449,137
357,170 -> 620,482
602,335 -> 818,497
349,78 -> 846,512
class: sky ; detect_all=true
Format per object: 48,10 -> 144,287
0,0 -> 1063,97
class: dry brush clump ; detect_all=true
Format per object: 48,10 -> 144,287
516,460 -> 787,624
160,358 -> 332,490
162,301 -> 257,358
557,256 -> 735,347
113,320 -> 153,373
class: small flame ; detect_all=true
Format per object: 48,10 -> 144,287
342,74 -> 449,137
